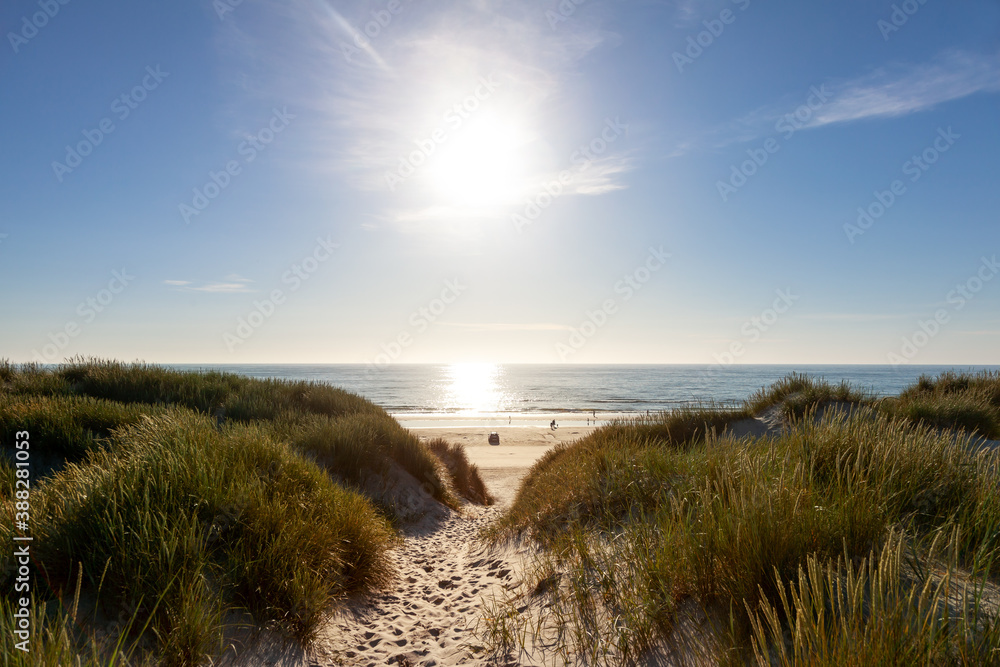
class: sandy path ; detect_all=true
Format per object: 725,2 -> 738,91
314,426 -> 595,666
321,503 -> 516,666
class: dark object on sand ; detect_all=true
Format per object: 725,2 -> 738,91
488,431 -> 500,445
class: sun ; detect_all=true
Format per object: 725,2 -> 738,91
422,111 -> 530,209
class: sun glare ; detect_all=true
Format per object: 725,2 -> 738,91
423,112 -> 530,209
443,362 -> 506,413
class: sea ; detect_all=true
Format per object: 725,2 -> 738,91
167,364 -> 1000,421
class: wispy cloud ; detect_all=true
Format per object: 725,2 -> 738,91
438,322 -> 573,332
163,276 -> 254,293
668,0 -> 736,26
677,51 -> 1000,154
570,157 -> 633,195
808,51 -> 1000,128
673,0 -> 701,24
190,283 -> 254,294
798,312 -> 907,322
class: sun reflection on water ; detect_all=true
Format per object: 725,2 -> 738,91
442,363 -> 508,414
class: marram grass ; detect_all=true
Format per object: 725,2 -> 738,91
486,370 -> 1000,664
0,359 -> 491,665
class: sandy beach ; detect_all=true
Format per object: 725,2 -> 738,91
412,423 -> 598,505
313,423 -> 596,666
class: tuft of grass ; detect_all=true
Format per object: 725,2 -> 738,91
882,370 -> 1000,439
748,528 -> 1000,666
41,358 -> 383,421
745,372 -> 871,419
0,360 -> 72,396
0,455 -> 13,500
426,438 -> 495,505
0,595 -> 159,667
0,563 -> 167,667
494,405 -> 752,542
286,414 -> 461,509
0,393 -> 167,464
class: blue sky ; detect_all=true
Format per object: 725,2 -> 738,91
1,0 -> 998,365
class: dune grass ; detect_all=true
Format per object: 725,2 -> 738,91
745,371 -> 871,419
880,369 -> 1000,440
285,414 -> 461,510
426,438 -> 495,505
15,358 -> 385,420
748,528 -> 1000,666
491,404 -> 752,542
0,359 -> 483,665
0,393 -> 168,464
1,411 -> 396,664
487,370 -> 1000,664
0,455 -> 14,500
0,591 -> 161,667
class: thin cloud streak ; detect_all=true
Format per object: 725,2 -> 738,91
673,51 -> 1000,155
808,51 -> 1000,128
438,322 -> 573,332
163,277 -> 254,294
798,313 -> 907,322
319,3 -> 389,71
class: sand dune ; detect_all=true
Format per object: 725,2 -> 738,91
310,426 -> 595,666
